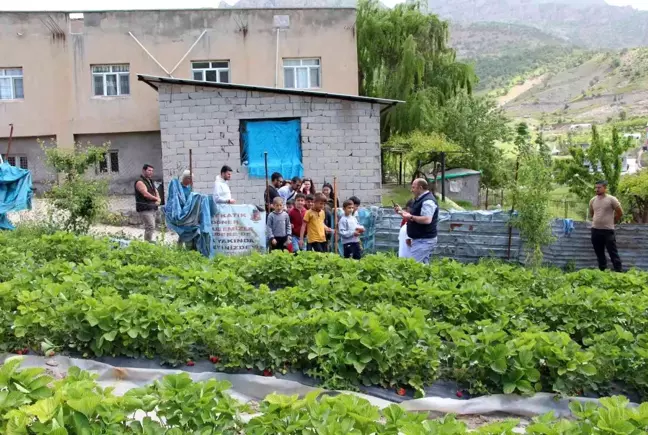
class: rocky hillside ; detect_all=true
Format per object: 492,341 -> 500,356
502,48 -> 648,125
430,0 -> 648,49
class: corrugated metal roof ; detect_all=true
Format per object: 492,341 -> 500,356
434,168 -> 481,180
137,74 -> 404,107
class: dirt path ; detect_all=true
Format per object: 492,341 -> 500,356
497,75 -> 546,107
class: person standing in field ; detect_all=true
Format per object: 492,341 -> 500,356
279,176 -> 301,202
395,178 -> 439,264
213,165 -> 236,204
589,180 -> 624,272
267,197 -> 292,252
299,193 -> 333,252
338,199 -> 364,259
289,193 -> 307,252
134,164 -> 160,243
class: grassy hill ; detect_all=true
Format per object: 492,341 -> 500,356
503,48 -> 648,126
450,22 -> 593,91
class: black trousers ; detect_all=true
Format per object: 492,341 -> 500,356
308,241 -> 328,253
343,242 -> 362,260
270,236 -> 289,252
591,229 -> 623,272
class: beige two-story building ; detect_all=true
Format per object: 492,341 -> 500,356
0,8 -> 359,192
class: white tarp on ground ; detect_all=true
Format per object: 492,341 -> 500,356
4,354 -> 609,420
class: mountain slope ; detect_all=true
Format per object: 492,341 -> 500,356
429,0 -> 648,49
502,48 -> 648,124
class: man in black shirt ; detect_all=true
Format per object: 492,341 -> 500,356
134,164 -> 160,242
265,172 -> 283,212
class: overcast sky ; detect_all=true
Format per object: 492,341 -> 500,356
2,0 -> 646,10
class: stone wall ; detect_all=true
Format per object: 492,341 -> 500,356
157,83 -> 383,205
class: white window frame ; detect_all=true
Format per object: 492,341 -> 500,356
1,154 -> 28,169
91,64 -> 130,97
0,68 -> 24,100
191,61 -> 230,83
283,58 -> 321,90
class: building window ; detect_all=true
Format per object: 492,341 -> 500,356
191,61 -> 230,83
240,118 -> 303,179
283,58 -> 320,89
1,154 -> 28,169
97,150 -> 119,174
0,68 -> 24,100
92,64 -> 130,96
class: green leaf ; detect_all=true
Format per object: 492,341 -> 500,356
102,330 -> 118,342
490,358 -> 507,374
67,396 -> 101,418
25,397 -> 59,423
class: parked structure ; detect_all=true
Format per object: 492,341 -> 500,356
139,75 -> 401,205
435,168 -> 481,207
0,8 -> 358,192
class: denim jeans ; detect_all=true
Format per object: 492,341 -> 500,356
410,237 -> 437,264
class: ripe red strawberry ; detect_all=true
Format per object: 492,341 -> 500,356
397,388 -> 406,396
186,360 -> 195,367
209,356 -> 220,364
15,349 -> 23,355
45,350 -> 55,357
263,369 -> 272,377
22,348 -> 29,354
456,391 -> 464,398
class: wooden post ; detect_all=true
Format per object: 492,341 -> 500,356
398,152 -> 403,186
264,152 -> 269,212
6,124 -> 14,159
485,188 -> 489,210
188,149 -> 193,187
506,158 -> 520,260
333,176 -> 338,254
440,152 -> 446,202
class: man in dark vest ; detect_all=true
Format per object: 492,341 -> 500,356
134,164 -> 160,242
396,178 -> 439,264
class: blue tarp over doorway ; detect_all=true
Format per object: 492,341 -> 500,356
0,163 -> 33,230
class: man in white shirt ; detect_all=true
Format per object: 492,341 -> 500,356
279,176 -> 301,202
213,165 -> 236,204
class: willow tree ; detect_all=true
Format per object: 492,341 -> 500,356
356,0 -> 475,139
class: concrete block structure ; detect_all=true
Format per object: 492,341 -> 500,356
139,75 -> 401,205
0,8 -> 359,193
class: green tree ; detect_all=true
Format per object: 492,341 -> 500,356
436,92 -> 510,190
357,0 -> 474,139
618,169 -> 648,223
41,142 -> 109,234
511,123 -> 554,268
555,126 -> 631,203
384,131 -> 459,181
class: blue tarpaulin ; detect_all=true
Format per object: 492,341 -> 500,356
242,119 -> 303,179
0,163 -> 33,230
164,178 -> 214,258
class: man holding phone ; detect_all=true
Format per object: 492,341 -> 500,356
394,178 -> 439,264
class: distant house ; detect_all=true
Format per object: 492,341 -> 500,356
579,143 -> 629,173
434,168 -> 481,207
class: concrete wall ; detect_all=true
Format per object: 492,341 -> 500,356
0,9 -> 359,150
75,132 -> 163,194
0,136 -> 56,192
157,83 -> 382,205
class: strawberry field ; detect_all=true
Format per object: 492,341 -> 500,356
1,230 -> 648,405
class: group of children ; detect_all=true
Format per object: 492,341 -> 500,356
266,193 -> 365,259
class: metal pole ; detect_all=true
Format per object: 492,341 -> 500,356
188,149 -> 193,187
506,158 -> 520,260
333,176 -> 338,254
485,188 -> 489,210
264,152 -> 269,212
440,152 -> 446,202
6,123 -> 14,159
